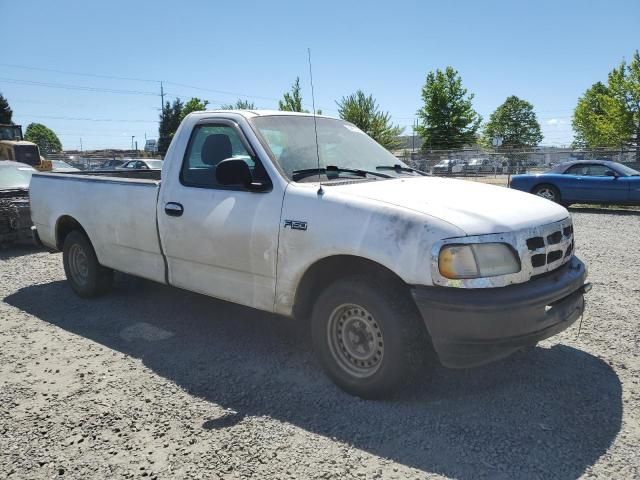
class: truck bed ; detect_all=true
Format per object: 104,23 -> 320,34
30,171 -> 166,284
66,169 -> 162,181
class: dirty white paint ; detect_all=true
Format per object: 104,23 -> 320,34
30,110 -> 572,319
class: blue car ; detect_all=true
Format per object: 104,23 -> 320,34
510,160 -> 640,206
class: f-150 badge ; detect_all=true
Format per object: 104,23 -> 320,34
284,220 -> 307,231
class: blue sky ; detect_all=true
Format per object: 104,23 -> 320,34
2,0 -> 638,150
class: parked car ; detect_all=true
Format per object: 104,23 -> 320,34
432,159 -> 464,175
94,159 -> 127,170
463,158 -> 496,174
51,160 -> 80,173
117,159 -> 163,170
0,161 -> 36,246
30,111 -> 590,398
510,160 -> 640,206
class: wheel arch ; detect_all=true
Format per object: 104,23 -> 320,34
292,254 -> 409,321
55,215 -> 89,250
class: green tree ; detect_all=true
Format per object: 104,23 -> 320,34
181,97 -> 210,120
279,77 -> 308,112
483,96 -> 542,148
573,51 -> 640,158
220,99 -> 256,110
336,90 -> 403,150
417,66 -> 481,150
572,82 -> 628,149
24,123 -> 62,154
0,93 -> 12,124
606,51 -> 640,158
158,98 -> 184,155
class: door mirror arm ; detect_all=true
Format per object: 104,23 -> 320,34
247,180 -> 271,192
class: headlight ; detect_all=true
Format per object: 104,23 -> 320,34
438,243 -> 520,279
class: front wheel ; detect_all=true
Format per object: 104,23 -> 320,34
63,230 -> 113,298
532,184 -> 561,203
311,276 -> 429,399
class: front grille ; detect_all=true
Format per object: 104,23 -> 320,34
431,217 -> 575,288
525,219 -> 573,272
526,237 -> 545,250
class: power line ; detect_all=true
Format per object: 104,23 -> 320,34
0,63 -> 159,84
0,77 -> 158,96
162,80 -> 281,103
0,62 -> 285,103
16,113 -> 156,123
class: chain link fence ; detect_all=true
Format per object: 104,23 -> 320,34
397,147 -> 640,186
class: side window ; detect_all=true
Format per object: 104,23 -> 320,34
585,165 -> 612,176
565,165 -> 588,175
181,124 -> 255,188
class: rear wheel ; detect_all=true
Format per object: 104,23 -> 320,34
311,275 -> 429,399
532,184 -> 561,203
63,230 -> 113,298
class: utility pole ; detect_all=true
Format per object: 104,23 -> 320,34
412,118 -> 416,154
80,138 -> 83,152
131,136 -> 135,151
160,81 -> 165,116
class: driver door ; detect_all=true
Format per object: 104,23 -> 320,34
571,164 -> 628,202
157,120 -> 283,312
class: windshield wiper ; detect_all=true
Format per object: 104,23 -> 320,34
292,165 -> 391,181
376,164 -> 425,175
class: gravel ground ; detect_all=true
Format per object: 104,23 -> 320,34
1,209 -> 639,479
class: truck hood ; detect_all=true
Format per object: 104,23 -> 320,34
327,176 -> 569,236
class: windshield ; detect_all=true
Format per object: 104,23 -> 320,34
616,163 -> 640,176
0,165 -> 35,190
14,144 -> 40,166
0,125 -> 22,141
250,116 -> 408,180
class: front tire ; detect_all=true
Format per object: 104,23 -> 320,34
63,230 -> 113,298
311,276 -> 429,399
532,184 -> 561,203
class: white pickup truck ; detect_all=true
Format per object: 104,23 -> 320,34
30,111 -> 590,398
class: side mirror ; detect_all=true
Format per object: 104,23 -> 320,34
605,170 -> 618,178
216,158 -> 269,191
216,158 -> 252,187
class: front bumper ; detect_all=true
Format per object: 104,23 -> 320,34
411,256 -> 589,368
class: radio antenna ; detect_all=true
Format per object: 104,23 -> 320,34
307,48 -> 323,195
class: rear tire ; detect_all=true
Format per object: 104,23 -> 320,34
311,275 -> 429,399
63,230 -> 113,298
532,184 -> 561,203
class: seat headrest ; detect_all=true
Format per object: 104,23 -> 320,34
201,134 -> 232,166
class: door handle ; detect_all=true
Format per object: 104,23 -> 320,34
165,202 -> 184,217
